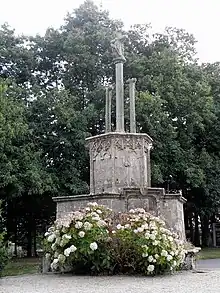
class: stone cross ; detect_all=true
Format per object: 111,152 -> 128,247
110,32 -> 126,62
105,85 -> 112,133
111,33 -> 126,132
127,78 -> 137,133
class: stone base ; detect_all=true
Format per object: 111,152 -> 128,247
53,187 -> 186,240
182,247 -> 201,270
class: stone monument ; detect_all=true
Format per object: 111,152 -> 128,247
53,34 -> 186,241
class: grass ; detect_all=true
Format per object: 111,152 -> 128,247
1,248 -> 220,277
198,248 -> 220,260
1,257 -> 41,277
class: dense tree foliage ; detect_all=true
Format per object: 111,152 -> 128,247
1,0 -> 220,250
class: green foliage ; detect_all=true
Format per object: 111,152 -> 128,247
1,0 -> 220,249
0,201 -> 8,275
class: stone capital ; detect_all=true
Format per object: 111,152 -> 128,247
127,78 -> 137,84
113,57 -> 126,64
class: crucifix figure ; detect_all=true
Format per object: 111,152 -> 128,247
111,33 -> 126,62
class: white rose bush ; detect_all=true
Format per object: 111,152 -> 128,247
44,203 -> 186,276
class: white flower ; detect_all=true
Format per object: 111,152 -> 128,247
148,255 -> 154,262
75,221 -> 83,229
112,230 -> 116,234
161,250 -> 168,257
62,227 -> 68,233
162,234 -> 167,240
142,252 -> 148,258
133,229 -> 138,233
141,223 -> 149,230
60,240 -> 65,247
96,209 -> 102,214
88,202 -> 98,207
58,254 -> 66,263
168,236 -> 173,242
137,227 -> 144,233
51,243 -> 56,250
62,220 -> 70,228
85,207 -> 91,211
62,234 -> 72,242
170,251 -> 175,256
45,253 -> 51,260
142,245 -> 148,250
48,227 -> 55,232
64,248 -> 71,257
54,251 -> 59,258
51,258 -> 59,270
47,234 -> 56,242
149,222 -> 157,229
173,260 -> 177,267
152,240 -> 159,246
78,231 -> 85,238
167,255 -> 173,261
55,236 -> 61,245
54,230 -> 60,236
147,264 -> 155,272
150,234 -> 156,240
91,212 -> 99,217
53,258 -> 59,264
125,224 -> 131,229
44,232 -> 50,237
74,211 -> 84,220
90,242 -> 98,251
129,209 -> 135,213
84,222 -> 93,231
70,245 -> 77,252
92,216 -> 100,221
116,224 -> 122,230
155,254 -> 159,259
145,232 -> 150,239
97,220 -> 106,227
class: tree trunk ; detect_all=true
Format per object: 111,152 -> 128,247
27,213 -> 32,257
194,212 -> 200,246
14,217 -> 18,257
201,215 -> 210,247
33,221 -> 37,257
188,212 -> 194,243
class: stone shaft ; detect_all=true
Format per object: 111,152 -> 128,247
115,61 -> 124,132
105,87 -> 112,133
128,78 -> 137,133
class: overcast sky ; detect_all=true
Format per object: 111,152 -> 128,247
0,0 -> 219,63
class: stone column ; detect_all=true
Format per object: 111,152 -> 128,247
115,59 -> 125,132
105,86 -> 112,133
127,78 -> 137,133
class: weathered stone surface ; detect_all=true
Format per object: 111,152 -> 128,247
160,194 -> 186,240
127,78 -> 137,133
86,132 -> 153,195
53,188 -> 186,241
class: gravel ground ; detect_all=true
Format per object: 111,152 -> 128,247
1,271 -> 220,293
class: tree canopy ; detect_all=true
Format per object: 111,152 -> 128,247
1,0 -> 220,249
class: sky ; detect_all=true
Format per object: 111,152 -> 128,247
0,0 -> 219,63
